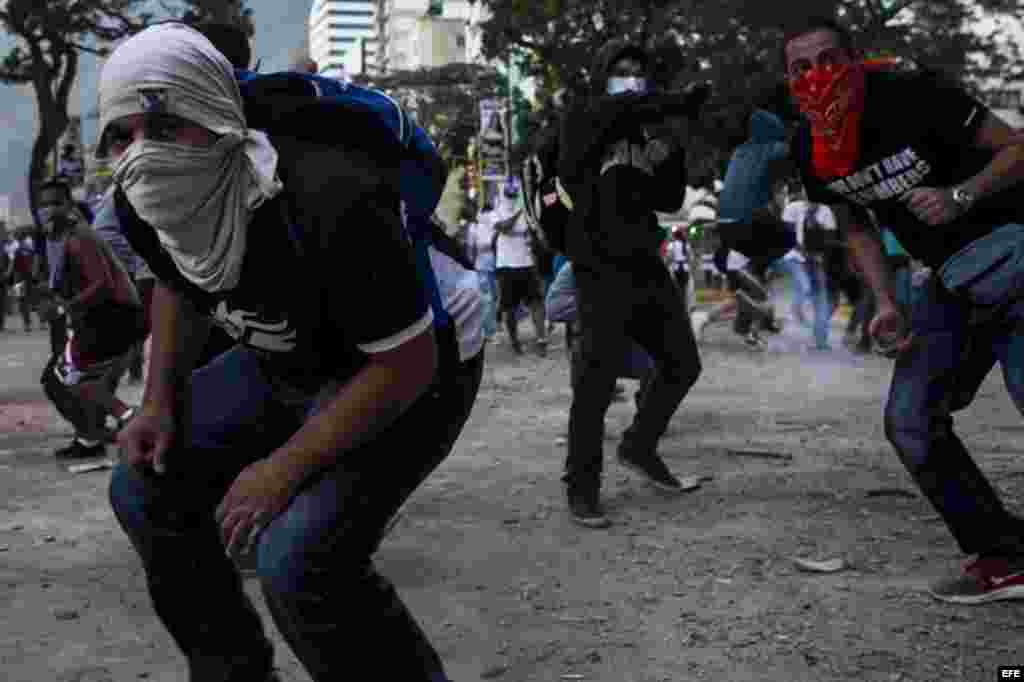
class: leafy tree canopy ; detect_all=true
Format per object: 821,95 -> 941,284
0,0 -> 151,221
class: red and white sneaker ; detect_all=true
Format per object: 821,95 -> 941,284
929,556 -> 1024,604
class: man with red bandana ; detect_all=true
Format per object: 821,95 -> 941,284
785,17 -> 1024,605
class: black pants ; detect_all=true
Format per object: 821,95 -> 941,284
565,263 -> 701,491
727,269 -> 773,335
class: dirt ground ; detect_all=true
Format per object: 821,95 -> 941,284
1,303 -> 1023,682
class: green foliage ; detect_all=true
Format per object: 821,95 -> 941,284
0,0 -> 150,219
173,0 -> 255,37
481,0 -> 1024,155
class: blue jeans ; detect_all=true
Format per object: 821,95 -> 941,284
884,275 -> 1024,556
803,257 -> 833,349
774,257 -> 811,313
478,268 -> 497,338
109,346 -> 483,681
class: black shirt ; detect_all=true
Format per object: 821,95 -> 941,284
117,135 -> 431,392
794,70 -> 1024,269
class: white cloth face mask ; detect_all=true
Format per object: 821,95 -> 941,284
607,77 -> 647,95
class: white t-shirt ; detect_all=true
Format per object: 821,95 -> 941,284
782,200 -> 837,249
468,217 -> 496,272
495,211 -> 534,270
428,245 -> 484,362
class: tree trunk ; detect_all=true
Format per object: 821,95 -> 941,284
27,47 -> 76,228
27,112 -> 69,228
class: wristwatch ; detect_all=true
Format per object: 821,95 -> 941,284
951,185 -> 975,213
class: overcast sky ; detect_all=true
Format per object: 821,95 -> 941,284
0,0 -> 311,221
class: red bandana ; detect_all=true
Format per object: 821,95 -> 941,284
790,62 -> 868,179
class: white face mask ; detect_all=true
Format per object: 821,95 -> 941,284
112,135 -> 253,292
607,77 -> 647,95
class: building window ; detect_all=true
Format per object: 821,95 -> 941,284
428,0 -> 443,16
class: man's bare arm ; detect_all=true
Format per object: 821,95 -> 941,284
269,326 -> 437,489
836,205 -> 895,308
959,112 -> 1024,200
143,281 -> 211,411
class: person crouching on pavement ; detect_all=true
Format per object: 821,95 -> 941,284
101,23 -> 479,682
36,178 -> 147,460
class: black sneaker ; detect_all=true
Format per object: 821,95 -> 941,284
55,440 -> 106,460
567,488 -> 612,528
617,445 -> 683,492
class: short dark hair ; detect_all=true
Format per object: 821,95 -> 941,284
38,178 -> 73,202
193,22 -> 252,70
781,16 -> 856,72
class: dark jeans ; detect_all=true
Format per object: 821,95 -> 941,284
884,276 -> 1024,556
109,345 -> 484,681
727,269 -> 773,335
565,263 -> 701,491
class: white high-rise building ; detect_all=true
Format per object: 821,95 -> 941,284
464,0 -> 490,65
376,0 -> 472,73
309,0 -> 379,78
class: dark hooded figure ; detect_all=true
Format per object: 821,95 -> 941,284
716,108 -> 796,270
554,40 -> 704,528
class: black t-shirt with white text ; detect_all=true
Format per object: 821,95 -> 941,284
116,136 -> 431,393
794,70 -> 1024,269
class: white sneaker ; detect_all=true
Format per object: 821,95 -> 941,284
691,311 -> 709,342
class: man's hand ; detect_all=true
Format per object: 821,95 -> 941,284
868,303 -> 914,358
902,187 -> 962,226
117,407 -> 176,474
215,457 -> 302,559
